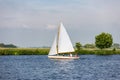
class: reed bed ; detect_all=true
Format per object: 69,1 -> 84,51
0,48 -> 120,55
0,48 -> 49,55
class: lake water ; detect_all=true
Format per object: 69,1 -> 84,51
0,55 -> 120,80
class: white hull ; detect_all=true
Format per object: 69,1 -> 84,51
48,55 -> 79,59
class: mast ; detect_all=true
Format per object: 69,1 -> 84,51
56,23 -> 60,54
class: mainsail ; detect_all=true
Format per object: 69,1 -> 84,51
48,22 -> 74,55
58,23 -> 74,53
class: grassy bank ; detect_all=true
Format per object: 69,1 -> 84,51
0,48 -> 120,55
78,48 -> 120,55
0,48 -> 49,55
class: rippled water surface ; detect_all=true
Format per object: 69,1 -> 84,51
0,55 -> 120,80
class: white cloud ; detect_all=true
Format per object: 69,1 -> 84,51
46,24 -> 57,30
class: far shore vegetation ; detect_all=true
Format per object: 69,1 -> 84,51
0,32 -> 120,55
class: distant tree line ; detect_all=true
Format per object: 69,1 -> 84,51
0,43 -> 17,48
112,43 -> 120,49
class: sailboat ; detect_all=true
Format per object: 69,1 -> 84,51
48,22 -> 79,59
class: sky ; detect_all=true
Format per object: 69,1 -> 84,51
0,0 -> 120,47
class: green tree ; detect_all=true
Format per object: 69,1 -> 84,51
75,42 -> 82,52
84,44 -> 95,48
95,32 -> 113,49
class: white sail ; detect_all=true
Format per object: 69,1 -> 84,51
58,23 -> 74,53
48,36 -> 57,55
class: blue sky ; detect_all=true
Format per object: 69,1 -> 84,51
0,0 -> 120,47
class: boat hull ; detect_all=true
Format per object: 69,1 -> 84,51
48,55 -> 79,59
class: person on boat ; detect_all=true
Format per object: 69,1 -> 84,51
70,53 -> 72,57
75,54 -> 78,57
